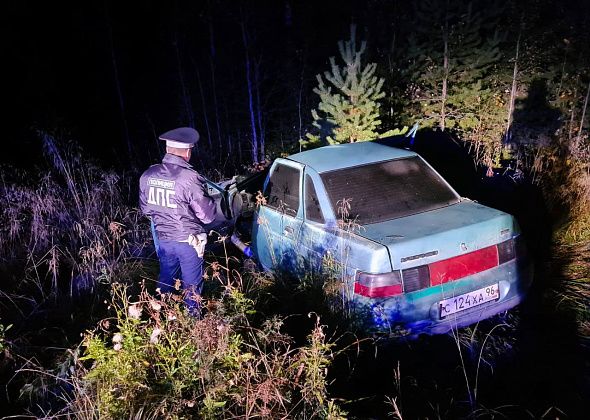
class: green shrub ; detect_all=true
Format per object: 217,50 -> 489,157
68,281 -> 345,419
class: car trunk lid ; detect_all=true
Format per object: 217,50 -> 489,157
358,200 -> 516,271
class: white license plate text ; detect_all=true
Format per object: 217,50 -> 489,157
440,284 -> 500,318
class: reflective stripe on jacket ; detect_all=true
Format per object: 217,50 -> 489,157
139,154 -> 217,241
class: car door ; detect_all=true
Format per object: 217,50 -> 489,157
252,159 -> 304,272
298,169 -> 387,298
297,170 -> 327,273
297,167 -> 355,279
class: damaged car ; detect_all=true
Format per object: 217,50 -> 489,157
207,141 -> 533,336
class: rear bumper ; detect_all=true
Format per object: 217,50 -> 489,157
358,257 -> 533,336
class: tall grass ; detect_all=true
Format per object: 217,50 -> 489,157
0,134 -> 152,416
59,263 -> 346,419
0,132 -> 149,302
524,124 -> 590,243
531,129 -> 590,340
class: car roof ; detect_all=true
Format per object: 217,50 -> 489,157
286,141 -> 417,173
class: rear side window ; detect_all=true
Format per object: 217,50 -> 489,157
264,163 -> 300,216
305,175 -> 324,224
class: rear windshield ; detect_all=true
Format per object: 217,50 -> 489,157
320,156 -> 459,225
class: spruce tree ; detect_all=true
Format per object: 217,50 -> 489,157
303,25 -> 399,147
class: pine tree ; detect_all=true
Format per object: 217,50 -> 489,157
450,4 -> 506,165
402,0 -> 453,130
303,25 -> 398,147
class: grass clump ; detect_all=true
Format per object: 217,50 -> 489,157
65,279 -> 346,420
0,321 -> 10,354
556,164 -> 590,244
533,131 -> 590,244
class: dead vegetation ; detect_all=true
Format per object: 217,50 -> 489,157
0,132 -> 148,302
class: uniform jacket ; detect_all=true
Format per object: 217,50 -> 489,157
139,154 -> 217,240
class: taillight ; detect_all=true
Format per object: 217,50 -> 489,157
402,265 -> 430,292
356,236 -> 526,299
354,271 -> 403,298
497,238 -> 515,264
497,235 -> 527,264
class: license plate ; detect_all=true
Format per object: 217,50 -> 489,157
439,284 -> 500,318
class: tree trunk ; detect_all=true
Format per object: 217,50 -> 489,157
106,13 -> 132,157
236,129 -> 243,164
208,18 -> 224,154
441,18 -> 449,131
568,84 -> 578,140
568,104 -> 576,141
298,59 -> 305,152
223,99 -> 232,159
195,63 -> 213,149
506,30 -> 521,140
255,61 -> 265,162
241,19 -> 259,164
556,43 -> 569,99
389,31 -> 396,118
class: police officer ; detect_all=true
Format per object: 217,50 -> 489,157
139,127 -> 217,313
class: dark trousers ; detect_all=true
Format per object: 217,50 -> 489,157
157,240 -> 204,312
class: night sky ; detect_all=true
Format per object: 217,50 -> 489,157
6,0 -> 381,167
4,0 -> 590,168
